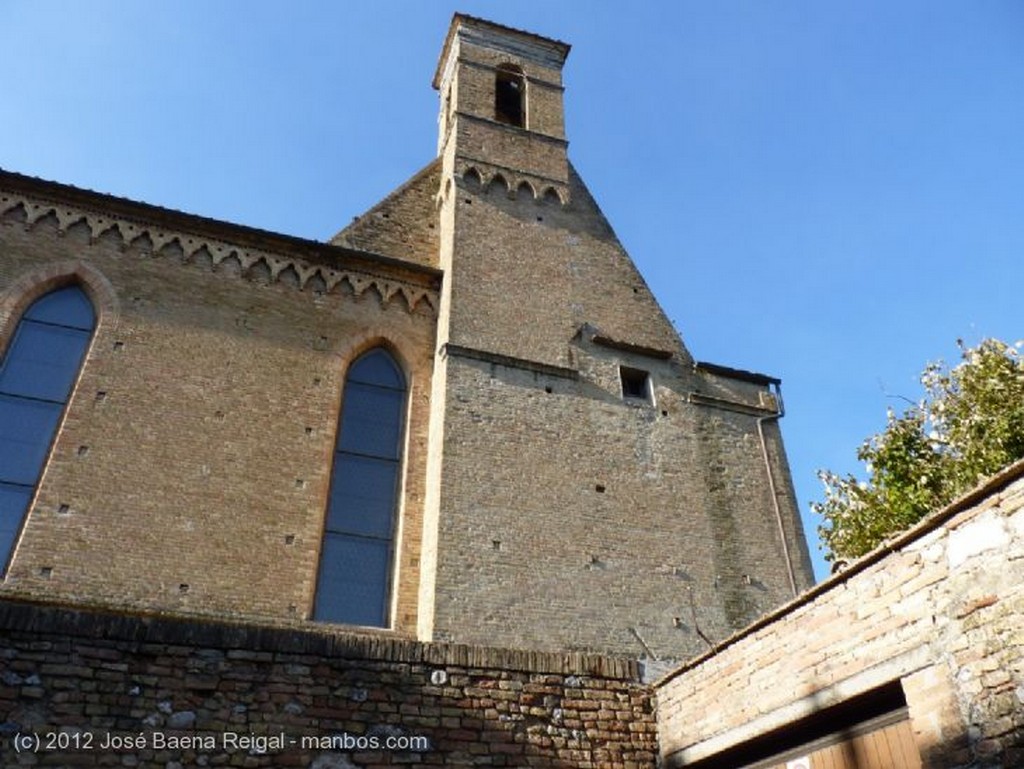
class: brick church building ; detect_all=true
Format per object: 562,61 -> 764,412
0,14 -> 1019,769
0,14 -> 813,661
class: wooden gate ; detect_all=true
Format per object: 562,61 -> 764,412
749,710 -> 921,769
672,684 -> 923,769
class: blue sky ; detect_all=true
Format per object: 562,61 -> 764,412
4,2 -> 1023,581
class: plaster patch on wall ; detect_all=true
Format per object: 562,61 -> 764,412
947,512 -> 1009,568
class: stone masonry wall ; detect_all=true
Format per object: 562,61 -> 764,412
0,599 -> 657,768
656,462 -> 1024,768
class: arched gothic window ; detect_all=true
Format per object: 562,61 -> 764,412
314,348 -> 406,627
495,63 -> 525,128
0,285 -> 96,570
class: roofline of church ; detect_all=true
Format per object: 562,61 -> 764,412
0,168 -> 443,286
694,361 -> 781,386
432,12 -> 571,90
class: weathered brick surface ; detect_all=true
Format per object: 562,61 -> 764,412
425,16 -> 814,659
427,351 -> 811,659
0,13 -> 814,665
0,601 -> 657,768
331,160 -> 442,269
0,181 -> 439,637
0,13 -> 1019,769
656,463 -> 1024,768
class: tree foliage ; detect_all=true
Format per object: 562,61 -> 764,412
815,338 -> 1024,563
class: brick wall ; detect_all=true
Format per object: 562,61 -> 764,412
331,160 -> 442,269
448,37 -> 567,141
433,13 -> 812,659
427,342 -> 812,660
0,13 -> 815,664
426,86 -> 814,656
1,465 -> 1020,768
0,178 -> 439,636
656,462 -> 1024,768
444,168 -> 680,371
0,600 -> 656,768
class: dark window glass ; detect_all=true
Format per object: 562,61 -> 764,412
23,286 -> 95,330
314,349 -> 407,626
348,352 -> 404,390
336,383 -> 404,458
0,324 -> 92,402
0,484 -> 32,567
326,454 -> 399,538
0,285 -> 95,571
315,534 -> 391,628
0,395 -> 63,484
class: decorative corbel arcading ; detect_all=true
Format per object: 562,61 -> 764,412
0,191 -> 438,316
452,161 -> 568,206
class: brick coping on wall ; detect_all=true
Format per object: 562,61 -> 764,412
0,596 -> 642,680
654,457 -> 1024,688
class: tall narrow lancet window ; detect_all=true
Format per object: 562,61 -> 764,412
314,348 -> 407,627
0,286 -> 95,570
495,64 -> 525,127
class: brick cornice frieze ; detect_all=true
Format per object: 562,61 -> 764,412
0,172 -> 441,315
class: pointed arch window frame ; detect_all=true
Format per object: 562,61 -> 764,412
313,347 -> 408,628
0,284 -> 96,573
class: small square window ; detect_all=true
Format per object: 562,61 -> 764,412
619,366 -> 651,402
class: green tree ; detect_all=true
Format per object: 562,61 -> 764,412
815,338 -> 1024,563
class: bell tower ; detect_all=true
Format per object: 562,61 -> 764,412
433,14 -> 571,203
418,15 -> 813,657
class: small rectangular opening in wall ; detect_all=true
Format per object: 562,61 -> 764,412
495,66 -> 525,127
620,366 -> 651,402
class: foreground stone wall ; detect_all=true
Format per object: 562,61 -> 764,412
656,462 -> 1024,768
0,600 -> 656,768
